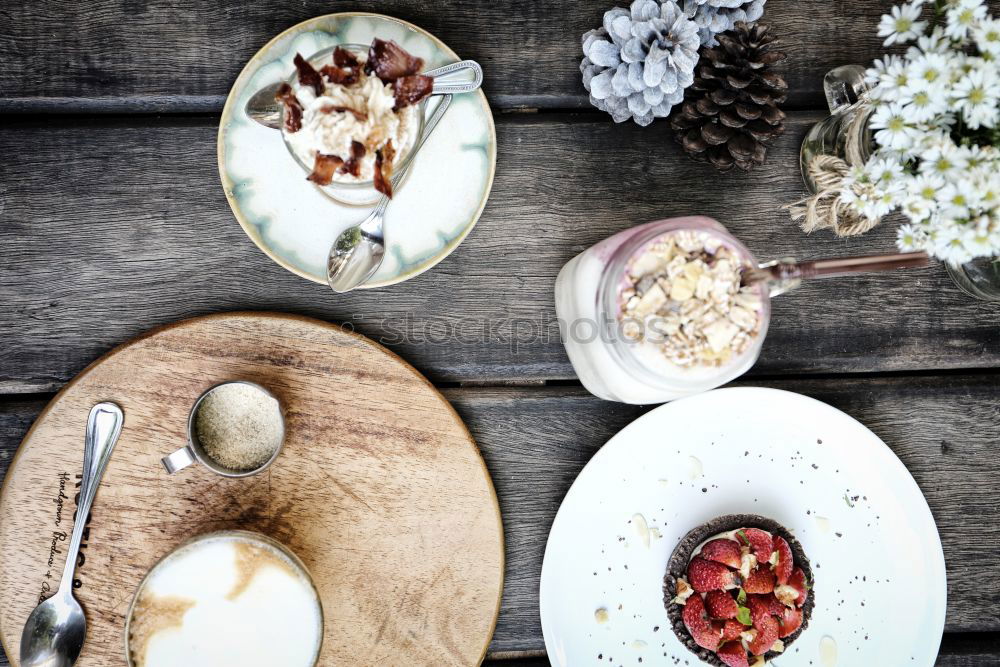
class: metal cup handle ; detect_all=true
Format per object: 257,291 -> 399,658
161,446 -> 196,474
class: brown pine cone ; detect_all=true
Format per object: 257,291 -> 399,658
670,21 -> 788,172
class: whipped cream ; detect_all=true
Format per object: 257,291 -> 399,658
284,55 -> 420,183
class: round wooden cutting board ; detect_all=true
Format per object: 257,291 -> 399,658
0,312 -> 503,666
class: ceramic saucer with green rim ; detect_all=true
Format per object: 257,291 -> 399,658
218,13 -> 496,288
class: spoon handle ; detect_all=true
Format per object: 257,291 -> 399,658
426,60 -> 483,95
745,251 -> 930,296
59,403 -> 123,593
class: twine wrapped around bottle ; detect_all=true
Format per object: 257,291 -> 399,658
786,105 -> 880,237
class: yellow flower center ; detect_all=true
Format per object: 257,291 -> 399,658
969,87 -> 986,104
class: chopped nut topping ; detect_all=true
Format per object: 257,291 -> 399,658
619,230 -> 763,368
672,577 -> 695,605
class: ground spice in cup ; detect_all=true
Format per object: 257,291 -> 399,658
194,383 -> 283,471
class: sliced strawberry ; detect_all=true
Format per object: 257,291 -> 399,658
717,640 -> 750,667
787,567 -> 809,606
721,619 -> 745,642
742,566 -> 775,594
741,528 -> 774,560
700,538 -> 742,569
778,606 -> 803,637
748,615 -> 779,656
704,590 -> 739,619
771,536 -> 793,585
682,594 -> 721,651
688,556 -> 738,592
746,594 -> 780,627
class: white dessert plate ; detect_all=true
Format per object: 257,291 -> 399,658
539,387 -> 946,666
218,12 -> 496,287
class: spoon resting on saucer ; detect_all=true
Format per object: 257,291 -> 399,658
246,60 -> 480,130
327,94 -> 452,293
20,403 -> 124,667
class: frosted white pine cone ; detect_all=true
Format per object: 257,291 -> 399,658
581,0 -> 701,126
679,0 -> 767,46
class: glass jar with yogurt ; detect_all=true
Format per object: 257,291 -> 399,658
555,216 -> 771,404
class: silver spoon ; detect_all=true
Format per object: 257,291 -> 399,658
20,402 -> 124,667
246,59 -> 481,130
327,94 -> 453,293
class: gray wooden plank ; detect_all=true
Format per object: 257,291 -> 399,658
1,373 -> 999,658
4,0 -> 998,112
3,113 -> 1000,391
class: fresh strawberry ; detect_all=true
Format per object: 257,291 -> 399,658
704,590 -> 739,619
688,556 -> 738,592
748,615 -> 779,656
682,594 -> 721,650
742,566 -> 775,594
717,640 -> 750,667
787,567 -> 809,606
721,619 -> 745,642
740,528 -> 774,560
746,594 -> 780,627
771,536 -> 793,585
778,606 -> 803,637
701,538 -> 742,569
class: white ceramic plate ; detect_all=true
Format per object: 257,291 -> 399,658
539,387 -> 945,666
218,13 -> 496,287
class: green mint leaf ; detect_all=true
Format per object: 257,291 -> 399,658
736,529 -> 749,545
737,588 -> 747,604
736,606 -> 752,626
843,494 -> 855,508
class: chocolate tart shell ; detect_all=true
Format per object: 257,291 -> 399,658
663,514 -> 815,666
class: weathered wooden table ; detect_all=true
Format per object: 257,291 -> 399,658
2,2 -> 999,665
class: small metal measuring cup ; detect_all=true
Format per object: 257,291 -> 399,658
161,380 -> 285,477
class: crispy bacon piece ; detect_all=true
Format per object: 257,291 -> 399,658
373,139 -> 396,198
275,82 -> 303,133
293,53 -> 324,96
320,47 -> 362,86
306,153 -> 345,185
392,74 -> 433,110
365,39 -> 424,83
334,46 -> 360,69
338,141 -> 367,178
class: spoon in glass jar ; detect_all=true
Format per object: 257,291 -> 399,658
245,59 -> 481,130
741,251 -> 930,294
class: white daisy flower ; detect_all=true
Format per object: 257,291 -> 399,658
954,68 -> 1000,128
937,180 -> 981,218
962,217 -> 999,257
908,53 -> 951,88
908,173 -> 947,202
973,17 -> 1000,55
896,223 -> 924,250
933,224 -> 973,265
902,194 -> 934,221
897,83 -> 948,123
919,140 -> 968,177
870,103 -> 921,150
945,0 -> 988,41
908,25 -> 951,57
878,1 -> 928,45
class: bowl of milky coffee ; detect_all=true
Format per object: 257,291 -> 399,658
125,530 -> 323,666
